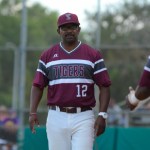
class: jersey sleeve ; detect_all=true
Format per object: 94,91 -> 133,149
33,51 -> 49,89
138,56 -> 150,88
93,51 -> 111,87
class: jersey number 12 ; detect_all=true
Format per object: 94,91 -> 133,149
76,84 -> 87,97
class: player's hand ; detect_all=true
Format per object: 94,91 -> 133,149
126,97 -> 137,111
94,116 -> 106,137
126,86 -> 138,111
29,114 -> 40,134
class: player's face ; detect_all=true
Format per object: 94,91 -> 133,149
57,23 -> 80,44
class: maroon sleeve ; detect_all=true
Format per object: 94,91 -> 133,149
139,70 -> 150,88
93,51 -> 111,87
32,51 -> 49,89
33,72 -> 49,89
94,71 -> 111,87
138,56 -> 150,88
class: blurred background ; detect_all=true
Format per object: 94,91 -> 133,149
0,0 -> 150,150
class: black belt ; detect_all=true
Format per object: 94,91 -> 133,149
49,106 -> 92,113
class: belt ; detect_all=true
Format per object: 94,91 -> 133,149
49,106 -> 92,113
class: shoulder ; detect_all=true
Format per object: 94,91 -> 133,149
40,43 -> 60,62
147,56 -> 150,63
42,43 -> 59,55
144,55 -> 150,70
81,43 -> 103,57
81,43 -> 96,51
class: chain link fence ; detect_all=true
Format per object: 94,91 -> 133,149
0,46 -> 150,149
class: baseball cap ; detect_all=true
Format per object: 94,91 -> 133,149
57,12 -> 80,27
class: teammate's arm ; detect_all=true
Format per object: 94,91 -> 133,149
126,56 -> 150,110
135,86 -> 150,100
126,86 -> 150,111
29,86 -> 43,133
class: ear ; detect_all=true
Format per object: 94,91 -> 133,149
78,27 -> 81,32
57,28 -> 60,34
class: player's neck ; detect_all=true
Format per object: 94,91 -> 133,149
61,41 -> 80,52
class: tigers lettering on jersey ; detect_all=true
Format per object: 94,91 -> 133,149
33,43 -> 111,107
53,65 -> 84,78
37,58 -> 106,85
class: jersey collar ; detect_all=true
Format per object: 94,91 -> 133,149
60,41 -> 81,54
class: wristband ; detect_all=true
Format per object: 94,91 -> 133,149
29,113 -> 37,116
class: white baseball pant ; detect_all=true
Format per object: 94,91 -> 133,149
46,109 -> 95,150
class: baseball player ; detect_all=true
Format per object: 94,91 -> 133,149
126,55 -> 150,110
29,12 -> 111,150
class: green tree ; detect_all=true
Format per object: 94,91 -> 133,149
85,0 -> 150,103
0,0 -> 87,108
86,0 -> 150,46
0,1 -> 59,107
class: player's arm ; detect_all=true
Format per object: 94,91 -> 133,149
126,86 -> 150,111
93,51 -> 111,136
126,56 -> 150,110
99,86 -> 110,112
29,86 -> 43,133
94,86 -> 110,136
135,86 -> 150,100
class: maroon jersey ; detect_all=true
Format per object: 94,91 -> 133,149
33,41 -> 111,107
139,56 -> 150,88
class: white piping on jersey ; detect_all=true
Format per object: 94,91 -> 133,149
38,58 -> 106,76
95,59 -> 104,65
39,60 -> 46,66
49,78 -> 94,86
37,69 -> 46,75
60,41 -> 81,54
144,66 -> 150,72
94,68 -> 107,75
46,59 -> 94,68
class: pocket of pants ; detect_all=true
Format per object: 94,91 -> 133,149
46,110 -> 53,127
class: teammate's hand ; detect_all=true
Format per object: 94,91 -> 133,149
126,97 -> 137,110
94,116 -> 106,137
29,114 -> 40,134
126,86 -> 138,111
